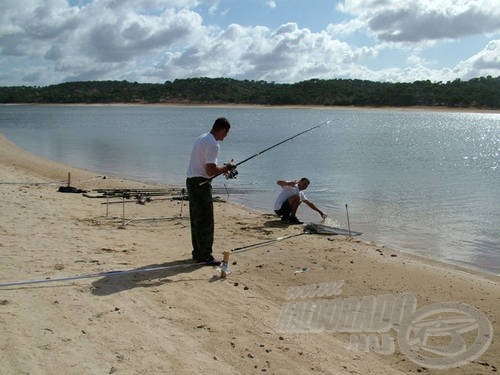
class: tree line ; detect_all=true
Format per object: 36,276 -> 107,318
0,76 -> 498,109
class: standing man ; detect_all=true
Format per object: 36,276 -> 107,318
274,178 -> 327,224
186,117 -> 235,265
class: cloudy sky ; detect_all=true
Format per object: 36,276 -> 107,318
0,0 -> 499,87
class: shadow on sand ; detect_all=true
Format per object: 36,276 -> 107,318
91,259 -> 206,296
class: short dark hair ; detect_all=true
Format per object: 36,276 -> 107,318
211,117 -> 231,132
300,177 -> 310,184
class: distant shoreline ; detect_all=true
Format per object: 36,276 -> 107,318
2,102 -> 499,114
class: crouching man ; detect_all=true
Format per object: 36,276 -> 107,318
274,177 -> 327,224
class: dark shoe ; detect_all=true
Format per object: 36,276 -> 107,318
280,215 -> 291,223
201,256 -> 221,266
288,215 -> 303,225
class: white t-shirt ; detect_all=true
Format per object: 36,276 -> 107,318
274,184 -> 307,211
186,132 -> 220,178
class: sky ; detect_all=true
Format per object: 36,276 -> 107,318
0,0 -> 499,87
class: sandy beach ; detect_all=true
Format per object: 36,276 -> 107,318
0,133 -> 498,374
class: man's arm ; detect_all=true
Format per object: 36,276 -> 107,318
304,200 -> 327,218
277,180 -> 296,187
206,163 -> 231,177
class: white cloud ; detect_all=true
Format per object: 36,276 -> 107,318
456,40 -> 500,79
266,1 -> 277,9
81,7 -> 203,62
0,0 -> 80,57
0,1 -> 207,84
407,54 -> 424,66
337,0 -> 500,42
148,22 -> 380,83
326,18 -> 366,37
0,0 -> 498,86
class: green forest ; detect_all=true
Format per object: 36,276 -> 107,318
0,76 -> 499,109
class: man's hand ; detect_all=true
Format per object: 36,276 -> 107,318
225,162 -> 237,171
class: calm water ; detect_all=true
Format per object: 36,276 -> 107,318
0,105 -> 498,275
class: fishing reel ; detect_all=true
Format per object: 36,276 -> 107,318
223,161 -> 238,179
136,193 -> 152,205
225,168 -> 238,179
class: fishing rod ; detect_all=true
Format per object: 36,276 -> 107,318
231,232 -> 311,254
202,119 -> 333,184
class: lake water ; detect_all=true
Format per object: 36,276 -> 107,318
0,105 -> 498,275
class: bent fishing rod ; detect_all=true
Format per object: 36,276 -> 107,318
201,119 -> 333,185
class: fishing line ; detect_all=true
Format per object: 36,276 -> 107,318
230,219 -> 361,255
202,119 -> 334,185
231,232 -> 310,254
0,175 -> 105,186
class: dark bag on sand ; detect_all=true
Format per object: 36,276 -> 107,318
58,186 -> 86,193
